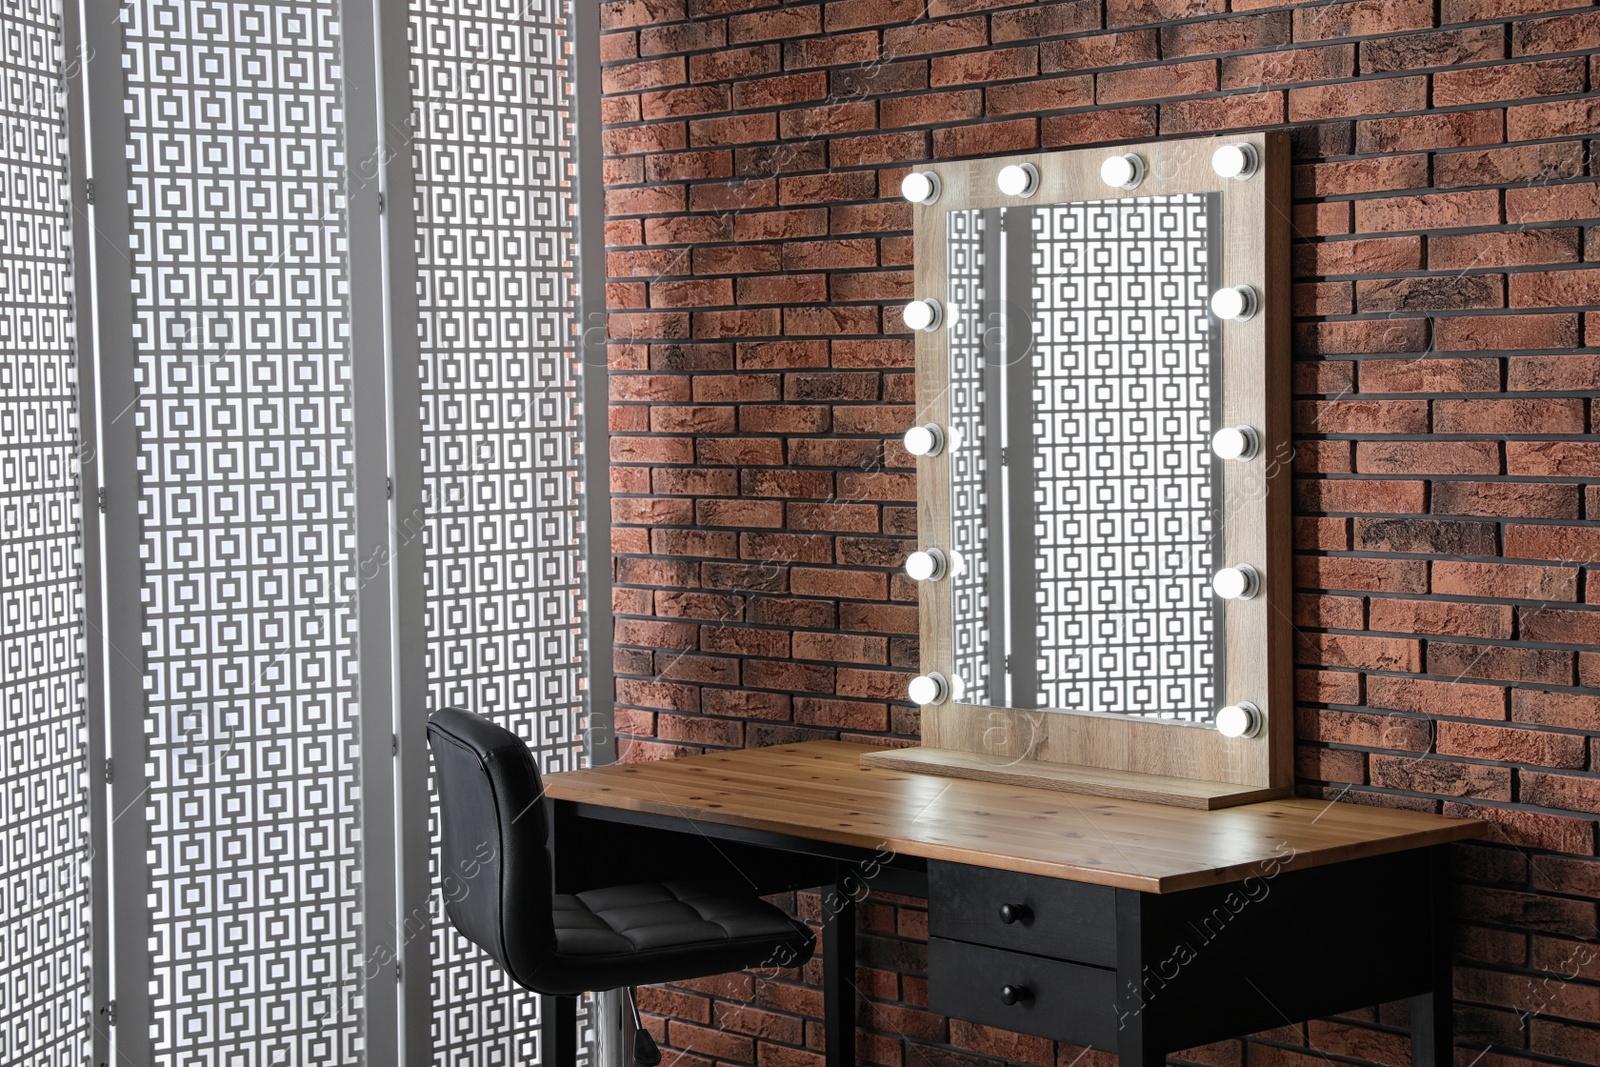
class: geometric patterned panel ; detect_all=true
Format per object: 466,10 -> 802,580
410,0 -> 589,1062
946,208 -> 998,706
1028,196 -> 1219,720
121,3 -> 364,1062
0,1 -> 91,1064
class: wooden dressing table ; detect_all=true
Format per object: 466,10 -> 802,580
545,741 -> 1486,1067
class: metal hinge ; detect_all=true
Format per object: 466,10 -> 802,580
84,180 -> 93,204
386,477 -> 393,500
97,487 -> 105,513
392,733 -> 398,756
377,193 -> 384,214
395,960 -> 403,982
101,1001 -> 116,1026
103,759 -> 112,783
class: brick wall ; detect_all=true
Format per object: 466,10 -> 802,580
599,0 -> 1600,1064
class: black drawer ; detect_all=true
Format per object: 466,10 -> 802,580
929,937 -> 1119,1047
928,860 -> 1118,966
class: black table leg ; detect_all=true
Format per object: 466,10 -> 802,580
1412,846 -> 1454,1067
822,874 -> 858,1067
541,993 -> 578,1067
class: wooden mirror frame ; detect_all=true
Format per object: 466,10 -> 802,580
864,133 -> 1292,808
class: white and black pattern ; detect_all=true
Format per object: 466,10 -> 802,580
1028,196 -> 1219,720
121,2 -> 364,1061
409,0 -> 590,1062
0,1 -> 91,1063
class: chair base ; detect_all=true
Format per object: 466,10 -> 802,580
541,994 -> 579,1067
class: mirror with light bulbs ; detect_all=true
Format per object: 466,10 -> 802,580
863,135 -> 1292,808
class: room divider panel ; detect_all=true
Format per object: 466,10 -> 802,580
0,1 -> 609,1065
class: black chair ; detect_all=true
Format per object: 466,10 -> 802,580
427,708 -> 817,1065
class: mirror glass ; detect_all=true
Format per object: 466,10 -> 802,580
947,195 -> 1222,722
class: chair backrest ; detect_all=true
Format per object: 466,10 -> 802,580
426,708 -> 556,986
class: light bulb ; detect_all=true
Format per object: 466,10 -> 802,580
1212,564 -> 1260,601
996,163 -> 1038,198
905,549 -> 948,582
901,170 -> 941,205
908,672 -> 949,706
948,549 -> 967,576
902,424 -> 945,457
1215,702 -> 1262,739
1211,425 -> 1260,461
1210,285 -> 1258,321
1211,143 -> 1258,180
902,298 -> 943,332
1100,153 -> 1145,190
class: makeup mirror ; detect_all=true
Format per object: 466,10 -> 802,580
866,135 -> 1292,807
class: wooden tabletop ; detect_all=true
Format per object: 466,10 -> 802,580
544,741 -> 1487,893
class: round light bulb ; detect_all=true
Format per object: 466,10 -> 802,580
908,672 -> 949,706
901,170 -> 941,205
1212,564 -> 1260,601
1211,143 -> 1258,180
996,163 -> 1038,198
1211,425 -> 1260,461
902,298 -> 943,332
1215,702 -> 1262,739
905,548 -> 948,582
1100,153 -> 1145,190
1209,285 -> 1258,322
902,423 -> 945,457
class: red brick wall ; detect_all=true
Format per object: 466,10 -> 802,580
600,0 -> 1600,1064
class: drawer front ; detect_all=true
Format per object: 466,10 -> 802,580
928,861 -> 1118,966
929,937 -> 1119,1048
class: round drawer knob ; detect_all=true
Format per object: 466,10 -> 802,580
998,902 -> 1031,925
1000,984 -> 1031,1007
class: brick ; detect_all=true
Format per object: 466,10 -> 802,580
1367,676 -> 1507,720
1107,0 -> 1223,26
1369,597 -> 1513,639
1509,354 -> 1600,391
1288,76 -> 1427,122
1163,12 -> 1290,57
600,0 -> 685,29
1360,26 -> 1503,72
882,16 -> 988,57
1292,403 -> 1433,435
1296,555 -> 1430,592
1511,268 -> 1600,309
1296,592 -> 1365,629
1357,275 -> 1503,313
1436,560 -> 1578,601
728,4 -> 820,42
1296,517 -> 1353,550
1354,517 -> 1498,555
992,0 -> 1100,41
1297,707 -> 1432,751
638,19 -> 725,55
1510,442 -> 1600,478
1437,142 -> 1585,188
830,59 -> 929,99
1160,92 -> 1284,135
1427,643 -> 1574,686
1506,182 -> 1600,226
1099,61 -> 1216,105
1506,525 -> 1600,565
1294,155 -> 1427,198
782,31 -> 878,71
1506,97 -> 1600,141
1295,236 -> 1424,276
1355,109 -> 1503,154
1432,230 -> 1580,273
1295,479 -> 1426,514
1436,57 -> 1586,107
987,74 -> 1094,116
1222,45 -> 1354,88
1369,755 -> 1512,800
1297,631 -> 1422,672
880,89 -> 983,129
934,118 -> 1038,159
1521,606 -> 1600,646
1438,314 -> 1577,352
1293,0 -> 1433,40
1042,106 -> 1159,147
1512,689 -> 1600,731
829,132 -> 927,170
1438,721 -> 1586,767
1432,480 -> 1581,519
1511,9 -> 1600,56
691,43 -> 780,82
1360,357 -> 1500,393
1040,31 -> 1158,72
1356,189 -> 1501,233
931,46 -> 1038,87
1357,442 -> 1499,476
1298,744 -> 1367,783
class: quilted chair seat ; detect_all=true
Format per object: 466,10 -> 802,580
426,707 -> 816,1000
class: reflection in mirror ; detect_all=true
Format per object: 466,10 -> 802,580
948,195 -> 1221,722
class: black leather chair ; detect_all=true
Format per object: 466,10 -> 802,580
427,708 -> 817,1065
